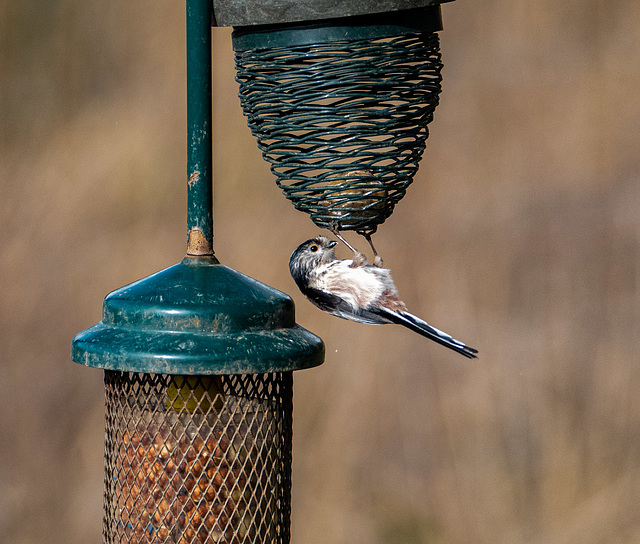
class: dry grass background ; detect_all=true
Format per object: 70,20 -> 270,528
1,0 -> 640,543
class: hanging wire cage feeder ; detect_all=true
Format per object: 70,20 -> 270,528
232,4 -> 446,237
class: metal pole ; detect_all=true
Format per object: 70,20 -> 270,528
186,0 -> 214,256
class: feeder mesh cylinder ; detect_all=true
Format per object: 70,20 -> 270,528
103,371 -> 293,544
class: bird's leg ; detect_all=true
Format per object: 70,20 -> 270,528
330,225 -> 367,267
363,232 -> 383,267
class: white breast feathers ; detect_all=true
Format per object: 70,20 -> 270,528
312,260 -> 397,310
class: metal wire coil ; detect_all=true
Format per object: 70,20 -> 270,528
235,32 -> 442,234
104,371 -> 292,544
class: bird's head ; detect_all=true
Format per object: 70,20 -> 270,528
289,236 -> 338,289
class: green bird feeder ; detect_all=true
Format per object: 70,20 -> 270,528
72,0 -> 453,542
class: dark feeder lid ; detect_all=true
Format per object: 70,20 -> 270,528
72,256 -> 325,375
211,0 -> 453,27
217,0 -> 451,50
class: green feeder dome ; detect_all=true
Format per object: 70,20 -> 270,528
72,255 -> 324,375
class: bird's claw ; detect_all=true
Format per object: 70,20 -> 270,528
349,252 -> 368,268
363,233 -> 383,267
329,225 -> 381,267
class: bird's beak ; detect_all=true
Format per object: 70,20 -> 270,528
328,241 -> 338,248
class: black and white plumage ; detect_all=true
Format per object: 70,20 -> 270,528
289,236 -> 478,359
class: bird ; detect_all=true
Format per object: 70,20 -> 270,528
289,236 -> 478,359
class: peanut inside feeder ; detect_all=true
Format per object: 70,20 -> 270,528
105,372 -> 292,544
318,170 -> 389,230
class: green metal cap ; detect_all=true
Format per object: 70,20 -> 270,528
72,255 -> 325,375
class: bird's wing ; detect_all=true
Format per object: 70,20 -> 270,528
371,306 -> 478,359
302,286 -> 390,325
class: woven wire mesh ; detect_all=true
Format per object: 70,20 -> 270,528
235,32 -> 443,234
104,371 -> 292,544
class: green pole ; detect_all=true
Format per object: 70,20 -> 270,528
186,0 -> 214,256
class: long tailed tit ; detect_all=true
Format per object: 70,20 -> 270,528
289,236 -> 478,359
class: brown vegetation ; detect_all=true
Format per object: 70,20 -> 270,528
1,0 -> 639,542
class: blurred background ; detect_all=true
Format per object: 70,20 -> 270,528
1,0 -> 639,542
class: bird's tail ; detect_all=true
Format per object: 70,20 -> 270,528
387,310 -> 478,359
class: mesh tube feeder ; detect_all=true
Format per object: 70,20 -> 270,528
74,259 -> 322,543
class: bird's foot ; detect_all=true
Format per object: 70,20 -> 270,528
330,226 -> 366,265
363,232 -> 383,267
349,252 -> 368,268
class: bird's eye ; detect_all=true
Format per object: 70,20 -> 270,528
310,245 -> 319,252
